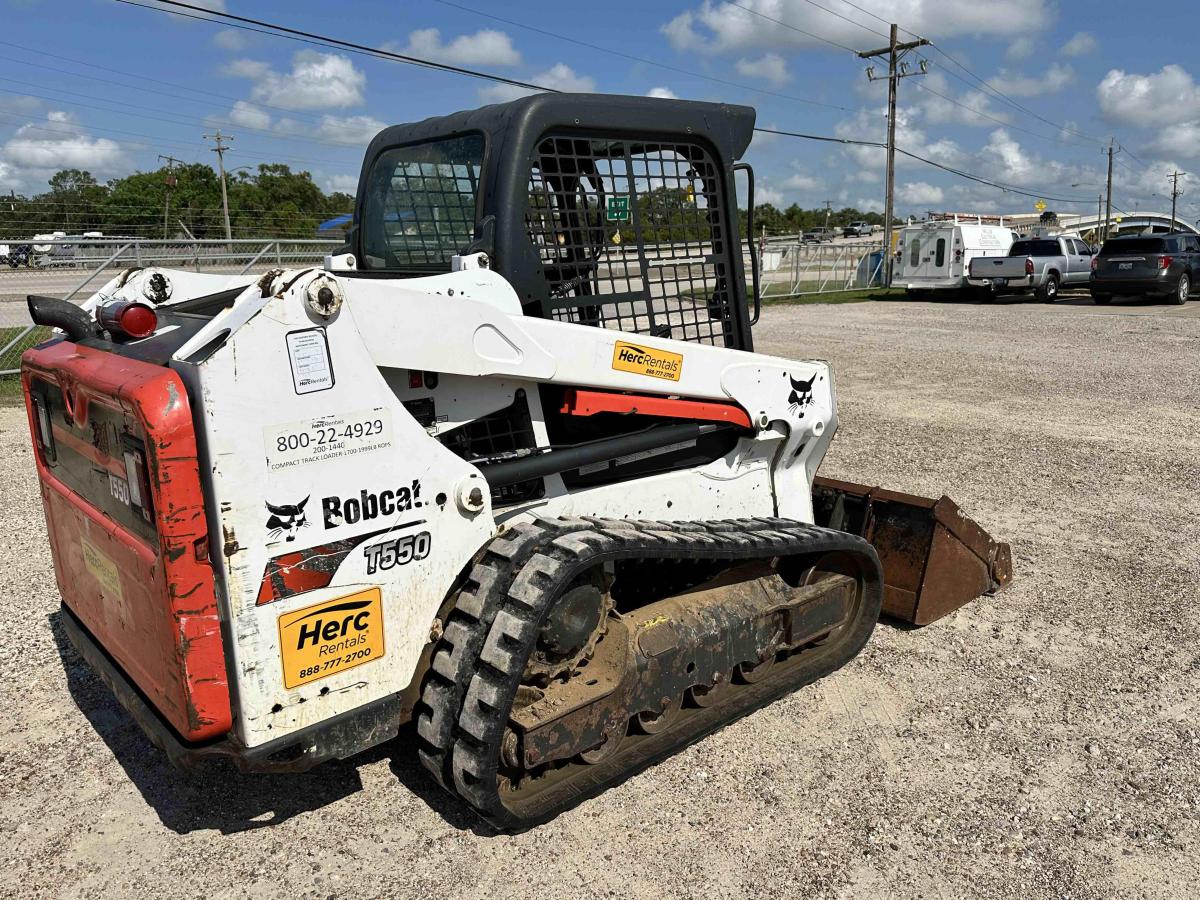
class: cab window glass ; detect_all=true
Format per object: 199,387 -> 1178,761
361,134 -> 484,270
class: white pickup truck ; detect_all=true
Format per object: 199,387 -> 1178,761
967,234 -> 1093,301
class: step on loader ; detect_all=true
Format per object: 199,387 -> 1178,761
21,93 -> 1010,829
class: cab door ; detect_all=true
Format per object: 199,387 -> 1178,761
1067,239 -> 1091,284
909,230 -> 950,280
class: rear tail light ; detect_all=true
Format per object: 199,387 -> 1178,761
1024,257 -> 1034,275
97,300 -> 157,339
1091,256 -> 1098,271
1158,255 -> 1171,270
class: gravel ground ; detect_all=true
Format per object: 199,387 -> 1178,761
2,296 -> 1198,899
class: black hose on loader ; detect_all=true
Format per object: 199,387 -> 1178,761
27,295 -> 99,343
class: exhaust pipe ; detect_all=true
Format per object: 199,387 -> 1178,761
812,475 -> 1012,626
27,295 -> 99,343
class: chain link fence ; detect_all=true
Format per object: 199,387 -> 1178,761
1,238 -> 342,376
759,238 -> 886,300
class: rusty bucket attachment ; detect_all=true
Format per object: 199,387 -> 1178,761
812,476 -> 1012,626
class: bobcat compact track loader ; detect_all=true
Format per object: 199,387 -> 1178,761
21,93 -> 1011,829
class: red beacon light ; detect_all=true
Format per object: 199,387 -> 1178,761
97,300 -> 158,339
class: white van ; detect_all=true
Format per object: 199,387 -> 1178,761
893,218 -> 1015,296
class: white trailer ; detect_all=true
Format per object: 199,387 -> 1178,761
893,217 -> 1015,296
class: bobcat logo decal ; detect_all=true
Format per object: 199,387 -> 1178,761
266,496 -> 310,542
786,372 -> 820,416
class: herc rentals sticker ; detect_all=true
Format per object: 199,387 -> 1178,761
611,340 -> 683,381
277,587 -> 384,688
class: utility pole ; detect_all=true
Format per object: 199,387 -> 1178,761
1104,140 -> 1115,243
157,154 -> 182,240
859,25 -> 929,287
203,130 -> 234,241
822,199 -> 833,230
1167,171 -> 1186,232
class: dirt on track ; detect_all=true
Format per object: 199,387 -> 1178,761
2,296 -> 1198,899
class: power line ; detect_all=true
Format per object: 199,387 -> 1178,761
115,0 -> 583,94
925,43 -> 1107,147
102,0 -> 1099,211
0,104 -> 356,171
792,0 -> 889,39
0,77 -> 378,153
894,147 -> 1093,204
0,39 -> 334,127
720,1 -> 861,53
431,1 -> 856,111
751,126 -> 878,145
913,81 -> 1097,151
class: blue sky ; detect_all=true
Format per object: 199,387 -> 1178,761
1,0 -> 1199,222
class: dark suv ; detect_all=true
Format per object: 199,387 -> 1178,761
1090,233 -> 1200,305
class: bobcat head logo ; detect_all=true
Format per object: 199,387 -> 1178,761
787,373 -> 819,415
266,496 -> 310,542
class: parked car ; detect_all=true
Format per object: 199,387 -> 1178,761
894,220 -> 1014,296
843,221 -> 872,238
967,234 -> 1091,301
1090,233 -> 1199,305
802,228 -> 836,243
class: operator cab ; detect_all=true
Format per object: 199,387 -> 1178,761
348,93 -> 759,352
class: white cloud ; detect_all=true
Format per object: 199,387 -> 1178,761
835,106 -> 966,173
223,59 -> 270,79
735,53 -> 789,88
324,174 -> 358,194
1061,31 -> 1097,57
988,63 -> 1075,98
1098,65 -> 1200,127
647,86 -> 678,99
227,51 -> 366,110
0,94 -> 41,114
978,128 -> 1038,183
662,0 -> 1054,53
1145,122 -> 1200,161
228,101 -> 270,129
917,72 -> 1010,127
0,111 -> 126,190
479,63 -> 594,103
783,172 -> 821,191
1006,36 -> 1036,62
898,181 -> 945,205
213,28 -> 249,51
401,28 -> 521,67
756,185 -> 784,206
854,197 -> 884,214
220,101 -> 385,145
311,114 -> 387,145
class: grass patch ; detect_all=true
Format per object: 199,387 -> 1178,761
0,325 -> 50,404
761,284 -> 905,305
0,376 -> 23,406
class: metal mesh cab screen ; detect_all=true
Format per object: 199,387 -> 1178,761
526,135 -> 736,347
361,134 -> 483,270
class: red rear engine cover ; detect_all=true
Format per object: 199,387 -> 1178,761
22,340 -> 231,742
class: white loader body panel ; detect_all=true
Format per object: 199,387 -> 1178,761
81,265 -> 840,748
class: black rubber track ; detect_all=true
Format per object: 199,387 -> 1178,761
415,516 -> 883,830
